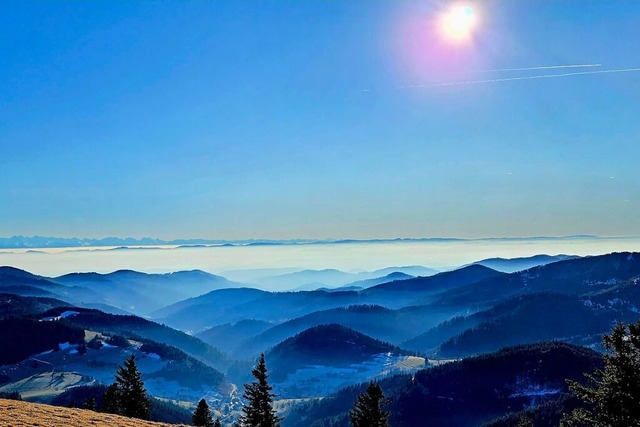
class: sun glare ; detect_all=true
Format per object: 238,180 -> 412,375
440,5 -> 477,42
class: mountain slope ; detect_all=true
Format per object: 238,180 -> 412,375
0,266 -> 60,290
261,324 -> 423,398
53,269 -> 243,315
236,305 -> 398,357
284,342 -> 602,427
234,303 -> 458,358
266,324 -> 408,381
152,287 -> 269,328
195,319 -> 273,354
41,307 -> 230,371
0,398 -> 188,427
434,252 -> 640,308
156,289 -> 363,331
0,317 -> 85,365
341,272 -> 414,290
0,323 -> 229,402
365,264 -> 504,294
254,266 -> 438,291
436,293 -> 613,357
405,283 -> 640,357
469,254 -> 580,273
0,293 -> 69,318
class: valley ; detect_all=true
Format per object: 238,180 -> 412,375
2,251 -> 640,425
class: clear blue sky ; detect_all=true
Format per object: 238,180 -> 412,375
2,1 -> 639,240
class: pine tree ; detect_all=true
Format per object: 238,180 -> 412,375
193,398 -> 215,427
561,321 -> 640,426
103,354 -> 152,419
239,353 -> 281,427
349,382 -> 390,427
214,418 -> 222,427
115,354 -> 152,419
102,383 -> 120,414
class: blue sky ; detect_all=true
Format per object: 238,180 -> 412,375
2,1 -> 639,240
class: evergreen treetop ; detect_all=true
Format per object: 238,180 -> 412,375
240,353 -> 281,427
561,320 -> 640,426
349,381 -> 390,427
104,354 -> 152,420
193,398 -> 215,427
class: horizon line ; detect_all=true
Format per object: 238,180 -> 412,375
1,233 -> 640,250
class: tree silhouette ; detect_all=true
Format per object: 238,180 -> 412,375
102,383 -> 120,414
239,353 -> 281,427
81,396 -> 96,411
193,398 -> 215,427
561,321 -> 640,426
102,354 -> 151,419
349,382 -> 390,427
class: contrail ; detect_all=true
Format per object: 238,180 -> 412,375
470,63 -> 601,73
423,67 -> 640,88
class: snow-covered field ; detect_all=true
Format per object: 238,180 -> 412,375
273,353 -> 427,398
0,339 -> 231,404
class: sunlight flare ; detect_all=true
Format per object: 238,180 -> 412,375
440,5 -> 478,42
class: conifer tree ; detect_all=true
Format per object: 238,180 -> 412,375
239,353 -> 281,427
102,354 -> 152,419
349,382 -> 390,427
214,418 -> 222,427
115,354 -> 151,419
102,383 -> 120,414
561,321 -> 640,426
193,398 -> 215,427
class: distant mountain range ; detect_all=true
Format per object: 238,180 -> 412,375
255,267 -> 438,291
0,266 -> 245,316
0,234 -> 609,249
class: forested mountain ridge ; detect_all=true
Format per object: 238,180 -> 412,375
283,342 -> 603,427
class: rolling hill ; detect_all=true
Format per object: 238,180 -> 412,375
155,289 -> 363,332
249,266 -> 438,291
0,266 -> 247,317
233,303 -> 458,358
266,324 -> 406,378
156,264 -> 504,332
262,324 -> 424,398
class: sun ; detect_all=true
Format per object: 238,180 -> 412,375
440,5 -> 477,42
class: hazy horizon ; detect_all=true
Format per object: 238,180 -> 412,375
2,236 -> 639,286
